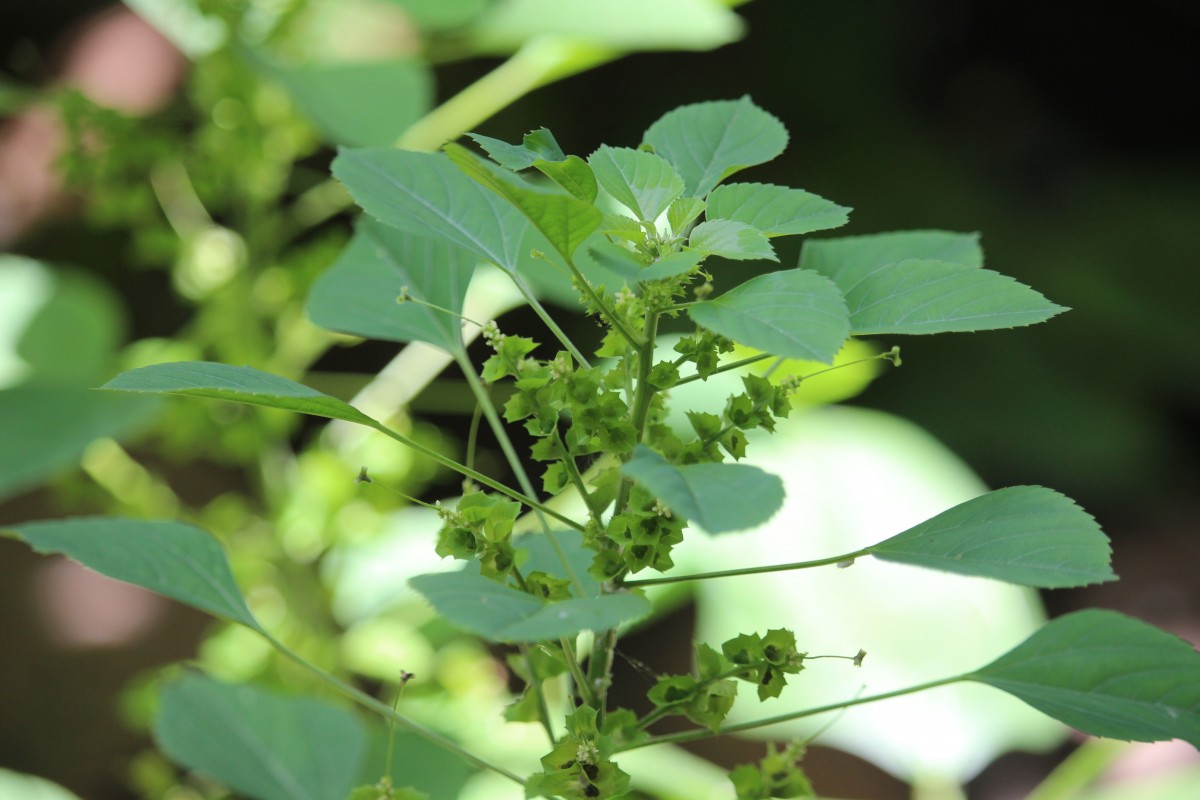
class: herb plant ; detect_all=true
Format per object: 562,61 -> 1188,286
8,96 -> 1200,800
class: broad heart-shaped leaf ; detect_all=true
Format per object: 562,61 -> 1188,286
3,518 -> 259,630
307,219 -> 473,353
799,229 -> 984,289
620,445 -> 784,534
445,143 -> 601,262
644,96 -> 788,197
967,609 -> 1200,747
333,148 -> 530,273
249,57 -> 431,147
409,572 -> 648,642
102,362 -> 381,429
868,486 -> 1115,588
587,145 -> 684,223
688,220 -> 777,261
155,674 -> 366,800
706,182 -> 850,237
832,258 -> 1068,335
688,268 -> 850,363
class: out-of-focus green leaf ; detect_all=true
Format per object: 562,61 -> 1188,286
620,445 -> 784,534
641,251 -> 703,281
102,362 -> 379,428
688,269 -> 849,363
155,675 -> 365,800
644,97 -> 787,197
516,529 -> 602,598
688,220 -> 776,261
466,0 -> 744,53
968,610 -> 1200,747
124,0 -> 226,57
706,182 -> 850,237
869,486 -> 1116,588
358,725 -> 472,799
0,768 -> 83,800
409,572 -> 648,642
251,57 -> 432,147
386,0 -> 488,30
4,518 -> 260,629
588,145 -> 683,223
799,230 -> 983,288
308,219 -> 474,352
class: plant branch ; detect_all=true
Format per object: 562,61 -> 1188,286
618,676 -> 964,752
509,272 -> 592,368
621,548 -> 873,587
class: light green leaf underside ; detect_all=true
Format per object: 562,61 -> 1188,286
250,57 -> 431,148
102,362 -> 381,429
445,143 -> 601,262
688,268 -> 850,363
644,96 -> 787,197
870,486 -> 1115,588
516,529 -> 602,598
155,675 -> 365,800
799,229 -> 983,289
620,445 -> 784,534
534,155 -> 598,203
465,0 -> 743,53
706,182 -> 850,237
332,148 -> 529,274
834,258 -> 1068,335
688,219 -> 777,262
4,517 -> 259,630
588,145 -> 684,223
307,219 -> 474,352
641,250 -> 703,281
968,609 -> 1200,747
410,572 -> 648,642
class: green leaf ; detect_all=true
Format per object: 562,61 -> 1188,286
515,529 -> 602,598
688,220 -> 776,262
830,258 -> 1068,335
533,155 -> 598,203
667,196 -> 705,233
799,229 -> 983,289
409,571 -> 648,642
641,251 -> 703,281
467,128 -> 563,170
620,445 -> 784,534
968,610 -> 1200,747
644,97 -> 787,197
869,486 -> 1116,588
445,143 -> 601,262
102,362 -> 381,429
307,219 -> 474,352
4,518 -> 259,630
155,675 -> 365,800
706,182 -> 850,237
250,57 -> 431,147
0,768 -> 83,800
387,0 -> 487,30
357,725 -> 472,800
587,145 -> 684,223
688,269 -> 850,363
466,0 -> 743,53
578,236 -> 644,283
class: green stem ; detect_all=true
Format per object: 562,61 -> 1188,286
621,547 -> 872,587
1024,738 -> 1129,800
366,418 -> 582,532
454,353 -> 588,597
566,255 -> 643,350
510,273 -> 592,368
619,676 -> 964,752
262,632 -> 525,784
561,636 -> 599,709
555,429 -> 606,524
522,646 -> 559,746
673,353 -> 774,387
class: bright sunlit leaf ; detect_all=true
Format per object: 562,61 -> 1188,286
706,182 -> 850,237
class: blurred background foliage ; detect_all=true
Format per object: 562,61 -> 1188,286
1,1 -> 1198,799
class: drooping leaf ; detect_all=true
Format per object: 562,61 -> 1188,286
799,229 -> 984,289
644,97 -> 787,197
333,148 -> 530,272
4,518 -> 259,630
533,155 -> 598,203
588,145 -> 684,223
577,235 -> 644,283
832,258 -> 1068,335
869,486 -> 1116,588
620,445 -> 784,534
409,571 -> 648,642
250,57 -> 431,147
641,251 -> 703,281
706,182 -> 850,237
467,128 -> 563,171
688,220 -> 777,261
155,675 -> 365,800
968,610 -> 1200,747
307,219 -> 474,352
466,0 -> 743,53
102,362 -> 381,429
445,143 -> 601,262
688,269 -> 849,363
